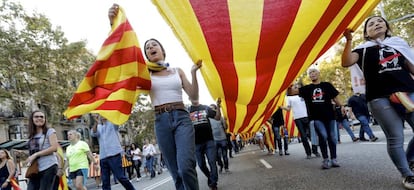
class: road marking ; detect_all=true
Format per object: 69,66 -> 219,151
259,159 -> 272,169
143,176 -> 172,190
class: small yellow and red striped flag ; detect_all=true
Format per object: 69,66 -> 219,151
56,145 -> 69,190
10,177 -> 21,190
64,7 -> 151,125
261,121 -> 275,151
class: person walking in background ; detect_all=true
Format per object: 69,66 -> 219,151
88,153 -> 101,189
121,146 -> 133,180
108,4 -> 200,189
25,110 -> 60,190
66,130 -> 96,190
209,100 -> 230,173
342,15 -> 414,189
152,139 -> 163,175
91,115 -> 135,190
271,107 -> 290,156
0,149 -> 16,190
142,139 -> 156,179
348,93 -> 379,142
299,67 -> 342,169
283,84 -> 320,159
130,143 -> 142,182
334,105 -> 359,143
226,132 -> 233,158
189,98 -> 221,190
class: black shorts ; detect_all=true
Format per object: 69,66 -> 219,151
69,169 -> 85,179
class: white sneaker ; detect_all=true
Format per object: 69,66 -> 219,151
136,177 -> 141,182
403,176 -> 414,190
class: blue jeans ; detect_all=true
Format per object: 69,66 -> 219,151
272,126 -> 288,151
294,117 -> 318,155
357,115 -> 375,139
195,140 -> 218,187
145,156 -> 155,177
100,154 -> 135,190
155,109 -> 199,190
216,139 -> 229,170
313,120 -> 337,159
336,119 -> 356,141
369,97 -> 414,177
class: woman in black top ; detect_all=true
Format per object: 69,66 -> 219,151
342,16 -> 414,189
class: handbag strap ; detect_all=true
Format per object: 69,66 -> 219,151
361,47 -> 366,73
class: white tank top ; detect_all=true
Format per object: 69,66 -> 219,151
150,68 -> 183,106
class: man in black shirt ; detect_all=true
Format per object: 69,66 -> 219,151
189,99 -> 222,190
348,93 -> 378,142
299,67 -> 343,169
271,107 -> 290,156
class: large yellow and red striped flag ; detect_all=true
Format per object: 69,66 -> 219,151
64,7 -> 151,125
152,0 -> 380,133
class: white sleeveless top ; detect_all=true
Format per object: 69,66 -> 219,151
150,68 -> 183,106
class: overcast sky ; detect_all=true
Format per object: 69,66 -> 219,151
17,0 -> 215,104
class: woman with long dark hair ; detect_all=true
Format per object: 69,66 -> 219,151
342,16 -> 414,189
25,110 -> 59,190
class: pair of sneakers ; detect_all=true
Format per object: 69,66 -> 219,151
321,159 -> 340,169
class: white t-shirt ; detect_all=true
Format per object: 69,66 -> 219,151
131,148 -> 141,161
286,95 -> 308,119
142,144 -> 156,157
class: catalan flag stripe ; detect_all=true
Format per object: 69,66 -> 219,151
152,0 -> 380,133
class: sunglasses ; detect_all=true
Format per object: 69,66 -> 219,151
33,115 -> 45,119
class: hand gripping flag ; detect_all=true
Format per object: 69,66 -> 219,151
64,7 -> 151,125
152,0 -> 380,134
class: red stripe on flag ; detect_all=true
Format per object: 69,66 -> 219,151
315,1 -> 366,60
95,100 -> 133,114
190,0 -> 239,132
85,46 -> 144,77
238,1 -> 301,133
68,77 -> 146,106
102,20 -> 134,46
280,1 -> 360,95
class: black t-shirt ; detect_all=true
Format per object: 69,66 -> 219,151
334,105 -> 347,121
271,108 -> 284,127
348,94 -> 370,117
189,105 -> 215,144
299,82 -> 339,121
353,44 -> 414,101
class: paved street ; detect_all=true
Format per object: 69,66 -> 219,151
19,124 -> 412,190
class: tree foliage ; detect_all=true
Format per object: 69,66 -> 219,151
0,0 -> 95,122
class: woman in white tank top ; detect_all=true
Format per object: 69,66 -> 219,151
144,38 -> 202,190
109,5 -> 202,189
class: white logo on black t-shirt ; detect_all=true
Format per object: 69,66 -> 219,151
312,88 -> 324,103
378,46 -> 402,73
